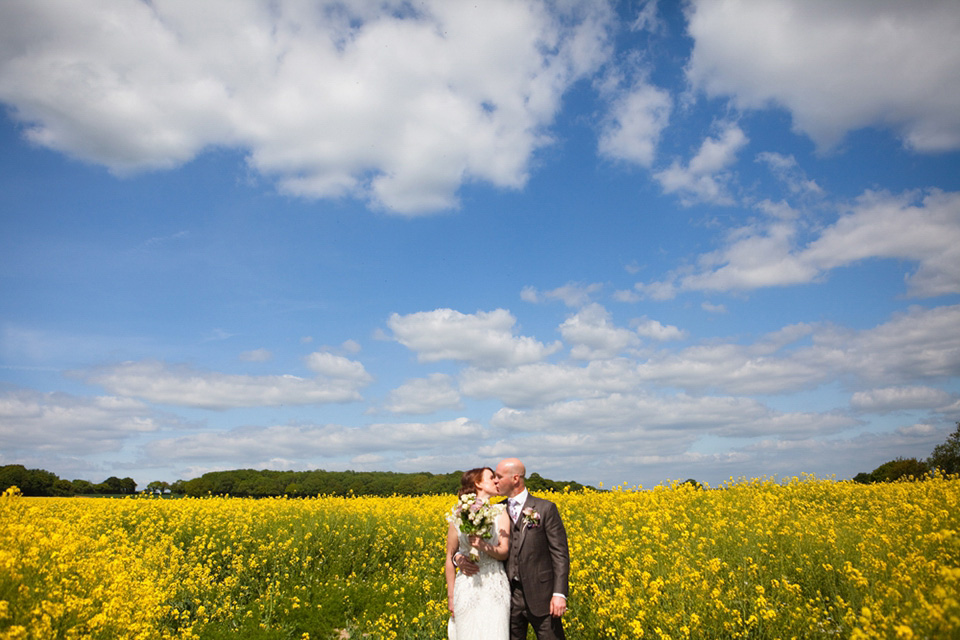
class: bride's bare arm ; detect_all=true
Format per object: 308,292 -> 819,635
469,510 -> 510,561
445,521 -> 460,615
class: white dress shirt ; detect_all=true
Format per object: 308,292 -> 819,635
508,488 -> 529,521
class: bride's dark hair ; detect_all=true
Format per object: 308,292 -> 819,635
458,467 -> 493,497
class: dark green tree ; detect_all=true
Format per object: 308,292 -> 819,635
927,422 -> 960,475
120,477 -> 137,494
869,457 -> 929,482
147,480 -> 170,494
71,479 -> 95,494
53,479 -> 75,496
0,465 -> 61,496
98,476 -> 126,494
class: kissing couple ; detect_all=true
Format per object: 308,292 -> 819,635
445,458 -> 570,640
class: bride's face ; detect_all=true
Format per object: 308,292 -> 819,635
475,469 -> 498,496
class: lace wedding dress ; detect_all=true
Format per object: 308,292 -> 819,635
448,506 -> 510,640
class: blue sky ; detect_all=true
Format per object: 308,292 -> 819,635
2,0 -> 959,489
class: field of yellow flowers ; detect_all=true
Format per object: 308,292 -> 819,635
2,475 -> 958,639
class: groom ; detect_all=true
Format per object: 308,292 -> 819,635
495,457 -> 570,640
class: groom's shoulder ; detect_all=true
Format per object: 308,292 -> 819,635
529,493 -> 558,509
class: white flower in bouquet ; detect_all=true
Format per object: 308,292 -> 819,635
447,493 -> 498,562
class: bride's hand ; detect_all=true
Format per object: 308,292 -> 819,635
467,534 -> 487,551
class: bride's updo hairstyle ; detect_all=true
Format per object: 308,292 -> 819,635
458,467 -> 493,497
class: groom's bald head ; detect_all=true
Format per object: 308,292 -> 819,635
495,458 -> 526,497
500,458 -> 525,477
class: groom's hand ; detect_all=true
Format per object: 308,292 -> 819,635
454,552 -> 479,576
550,595 -> 567,618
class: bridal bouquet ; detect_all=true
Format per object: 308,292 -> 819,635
448,493 -> 498,561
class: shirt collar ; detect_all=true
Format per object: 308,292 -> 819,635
511,488 -> 529,506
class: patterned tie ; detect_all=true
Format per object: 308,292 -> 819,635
509,499 -> 519,522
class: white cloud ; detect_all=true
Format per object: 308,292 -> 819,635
802,189 -> 960,298
521,282 -> 603,307
559,304 -> 640,360
679,217 -> 816,292
637,340 -> 828,396
613,288 -> 641,303
0,389 -> 160,454
598,80 -> 672,167
144,417 -> 485,462
756,152 -> 822,198
632,317 -> 686,341
851,386 -> 954,413
485,418 -> 949,487
808,304 -> 960,386
340,339 -> 362,354
635,305 -> 960,396
631,0 -> 664,34
0,0 -> 613,214
387,308 -> 561,368
239,348 -> 272,362
640,188 -> 960,298
305,351 -> 374,384
383,374 -> 462,415
685,0 -> 960,152
460,359 -> 640,409
653,122 -> 747,205
77,358 -> 371,409
489,390 -> 857,444
491,391 -> 770,434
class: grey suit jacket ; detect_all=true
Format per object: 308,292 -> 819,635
505,494 -> 570,617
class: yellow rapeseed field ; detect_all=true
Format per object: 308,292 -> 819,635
1,476 -> 958,639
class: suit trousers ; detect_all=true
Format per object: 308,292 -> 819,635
510,581 -> 565,640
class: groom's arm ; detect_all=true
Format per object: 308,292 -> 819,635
542,500 -> 570,615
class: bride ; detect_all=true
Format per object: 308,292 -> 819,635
445,467 -> 511,640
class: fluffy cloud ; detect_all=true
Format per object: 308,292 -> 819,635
653,122 -> 748,205
460,359 -> 640,408
305,352 -> 374,384
559,304 -> 640,360
387,308 -> 561,368
802,189 -> 960,298
635,305 -> 960,396
685,0 -> 960,152
0,0 -> 613,214
489,390 -> 857,443
77,357 -> 372,409
809,304 -> 960,386
382,374 -> 462,415
851,386 -> 954,413
144,417 -> 485,463
239,348 -> 272,362
636,342 -> 827,396
598,80 -> 672,167
521,282 -> 603,307
640,188 -> 960,298
0,389 -> 160,454
756,152 -> 823,198
632,317 -> 687,341
491,392 -> 770,433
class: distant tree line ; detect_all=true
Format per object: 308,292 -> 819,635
0,465 -> 588,498
0,465 -> 137,497
176,468 -> 587,497
853,422 -> 960,483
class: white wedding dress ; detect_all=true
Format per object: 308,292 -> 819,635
449,506 -> 510,640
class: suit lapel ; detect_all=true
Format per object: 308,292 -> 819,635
515,495 -> 532,551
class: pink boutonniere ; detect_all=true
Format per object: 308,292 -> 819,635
521,507 -> 541,528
